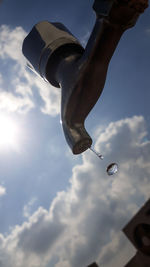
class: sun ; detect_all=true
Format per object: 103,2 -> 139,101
0,114 -> 19,149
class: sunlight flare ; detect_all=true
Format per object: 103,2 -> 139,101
0,114 -> 19,149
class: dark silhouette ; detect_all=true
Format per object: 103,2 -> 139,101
87,263 -> 99,267
123,199 -> 150,266
22,0 -> 148,154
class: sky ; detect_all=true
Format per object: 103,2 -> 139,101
0,0 -> 149,266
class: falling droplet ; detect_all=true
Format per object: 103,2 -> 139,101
99,155 -> 104,160
107,163 -> 118,176
89,147 -> 104,160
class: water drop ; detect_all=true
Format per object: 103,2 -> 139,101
107,163 -> 118,176
89,147 -> 104,160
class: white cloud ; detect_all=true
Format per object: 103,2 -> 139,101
0,116 -> 149,267
0,25 -> 27,63
23,197 -> 37,218
0,90 -> 34,113
31,76 -> 61,116
0,185 -> 6,196
0,25 -> 60,116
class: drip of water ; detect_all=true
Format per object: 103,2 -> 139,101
106,163 -> 118,176
89,147 -> 118,176
89,147 -> 104,160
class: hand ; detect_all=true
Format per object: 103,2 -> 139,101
108,0 -> 148,29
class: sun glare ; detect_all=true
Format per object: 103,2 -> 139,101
0,114 -> 19,149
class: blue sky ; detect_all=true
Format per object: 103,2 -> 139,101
0,0 -> 149,266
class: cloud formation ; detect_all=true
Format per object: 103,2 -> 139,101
0,115 -> 149,267
23,197 -> 37,218
0,25 -> 60,115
